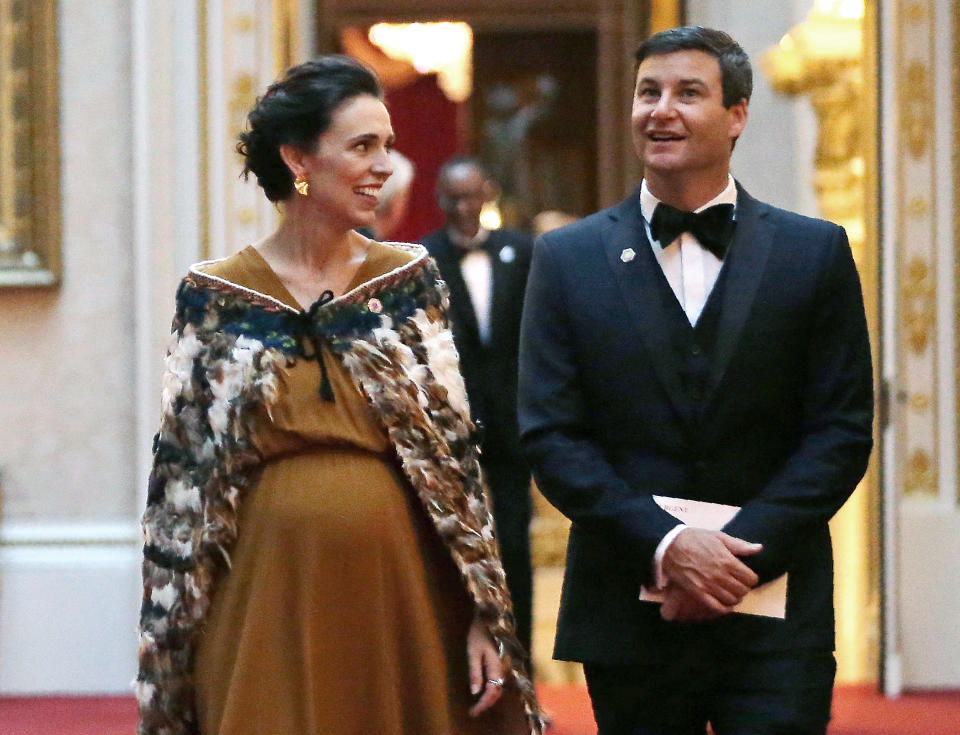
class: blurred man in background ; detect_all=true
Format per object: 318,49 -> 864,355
422,157 -> 535,659
372,150 -> 414,241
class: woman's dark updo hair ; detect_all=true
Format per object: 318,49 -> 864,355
237,55 -> 383,202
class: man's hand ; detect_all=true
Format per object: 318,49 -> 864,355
661,527 -> 762,615
660,585 -> 728,622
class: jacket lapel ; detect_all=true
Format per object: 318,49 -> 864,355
487,231 -> 516,347
432,232 -> 482,343
602,193 -> 690,423
706,185 -> 774,400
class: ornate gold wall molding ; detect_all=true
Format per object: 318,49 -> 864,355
202,0 -> 303,258
0,0 -> 60,287
899,61 -> 931,158
902,256 -> 936,354
761,7 -> 868,259
904,448 -> 938,494
895,0 -> 939,499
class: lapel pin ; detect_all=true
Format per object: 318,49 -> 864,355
367,297 -> 383,314
499,245 -> 516,263
620,248 -> 636,263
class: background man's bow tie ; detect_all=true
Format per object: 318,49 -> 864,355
454,241 -> 487,259
649,202 -> 735,260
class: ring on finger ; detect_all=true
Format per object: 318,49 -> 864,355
486,678 -> 504,687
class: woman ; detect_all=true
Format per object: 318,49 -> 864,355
136,55 -> 543,735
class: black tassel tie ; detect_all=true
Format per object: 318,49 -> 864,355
296,289 -> 336,401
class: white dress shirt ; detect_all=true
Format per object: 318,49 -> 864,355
640,174 -> 737,326
639,175 -> 738,587
448,227 -> 493,344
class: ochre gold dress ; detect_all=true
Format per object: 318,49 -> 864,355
191,244 -> 528,735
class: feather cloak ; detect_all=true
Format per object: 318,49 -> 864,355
136,243 -> 543,735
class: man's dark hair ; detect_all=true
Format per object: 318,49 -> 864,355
237,55 -> 383,202
635,26 -> 752,108
435,156 -> 490,194
434,156 -> 493,214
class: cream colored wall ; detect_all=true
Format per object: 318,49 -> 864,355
0,0 -> 143,693
0,0 -> 314,693
881,0 -> 960,691
686,0 -> 816,216
0,0 -> 136,522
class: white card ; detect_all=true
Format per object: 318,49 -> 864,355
639,495 -> 788,619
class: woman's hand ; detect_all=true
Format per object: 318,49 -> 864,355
466,617 -> 506,717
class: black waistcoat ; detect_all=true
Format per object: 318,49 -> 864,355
647,247 -> 731,426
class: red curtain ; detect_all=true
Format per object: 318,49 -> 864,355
385,74 -> 464,243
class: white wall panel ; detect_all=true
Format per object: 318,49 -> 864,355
0,524 -> 140,693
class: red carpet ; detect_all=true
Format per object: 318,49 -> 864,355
0,686 -> 957,734
0,696 -> 135,735
535,685 -> 960,735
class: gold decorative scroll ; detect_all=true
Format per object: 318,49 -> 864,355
904,448 -> 937,495
902,256 -> 936,354
0,0 -> 60,286
900,61 -> 931,158
909,393 -> 931,413
761,6 -> 867,259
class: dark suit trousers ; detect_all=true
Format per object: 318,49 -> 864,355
584,647 -> 835,735
482,458 -> 533,658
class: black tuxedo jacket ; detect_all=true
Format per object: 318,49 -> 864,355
517,185 -> 873,664
423,227 -> 534,460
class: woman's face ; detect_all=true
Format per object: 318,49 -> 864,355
299,94 -> 395,229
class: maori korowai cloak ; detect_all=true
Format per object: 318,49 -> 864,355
135,242 -> 544,735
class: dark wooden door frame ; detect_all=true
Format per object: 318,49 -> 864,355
314,0 -> 669,206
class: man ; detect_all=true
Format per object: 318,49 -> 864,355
422,157 -> 535,658
356,149 -> 414,241
373,149 -> 415,240
518,26 -> 872,735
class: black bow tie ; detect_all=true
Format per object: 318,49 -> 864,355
452,237 -> 490,261
455,244 -> 484,259
649,202 -> 735,260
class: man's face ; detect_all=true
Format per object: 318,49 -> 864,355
437,164 -> 487,238
631,50 -> 747,186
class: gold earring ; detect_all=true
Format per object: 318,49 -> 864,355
294,174 -> 309,197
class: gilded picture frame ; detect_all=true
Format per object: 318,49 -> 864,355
0,0 -> 61,287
